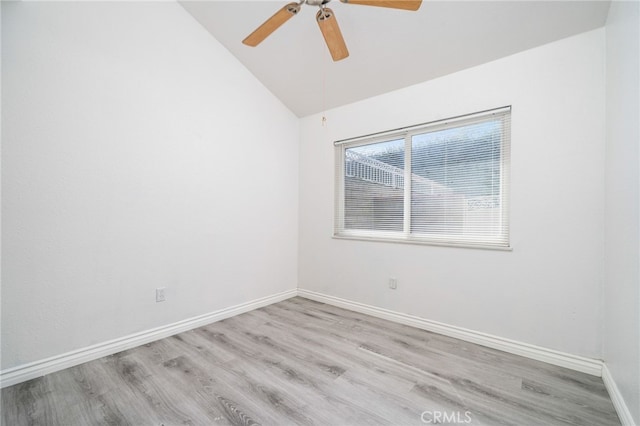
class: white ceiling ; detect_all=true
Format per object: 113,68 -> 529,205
180,0 -> 611,117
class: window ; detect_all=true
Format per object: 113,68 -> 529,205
334,107 -> 511,249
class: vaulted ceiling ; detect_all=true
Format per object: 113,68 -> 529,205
180,1 -> 611,117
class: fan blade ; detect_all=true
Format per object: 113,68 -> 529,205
243,3 -> 301,47
316,8 -> 349,62
339,0 -> 422,11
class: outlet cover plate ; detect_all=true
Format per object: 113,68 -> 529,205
156,287 -> 166,302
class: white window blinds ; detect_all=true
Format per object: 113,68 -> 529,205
334,107 -> 511,249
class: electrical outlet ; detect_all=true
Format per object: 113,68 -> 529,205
156,287 -> 166,303
389,278 -> 398,290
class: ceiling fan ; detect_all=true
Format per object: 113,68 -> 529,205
242,0 -> 422,62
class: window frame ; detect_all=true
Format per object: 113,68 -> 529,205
334,106 -> 511,250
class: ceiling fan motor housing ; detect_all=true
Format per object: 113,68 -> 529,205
306,0 -> 332,6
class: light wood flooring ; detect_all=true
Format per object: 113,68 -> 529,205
1,297 -> 620,425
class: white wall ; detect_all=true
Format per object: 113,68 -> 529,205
1,2 -> 299,370
299,29 -> 606,358
604,0 -> 640,423
0,0 -> 3,373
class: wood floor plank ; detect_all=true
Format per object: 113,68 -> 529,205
162,330 -> 317,425
1,297 -> 621,426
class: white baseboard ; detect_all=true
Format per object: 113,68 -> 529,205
4,287 -> 632,424
0,289 -> 297,389
602,364 -> 637,426
297,289 -> 603,377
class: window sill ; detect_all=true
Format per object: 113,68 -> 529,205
332,234 -> 513,251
